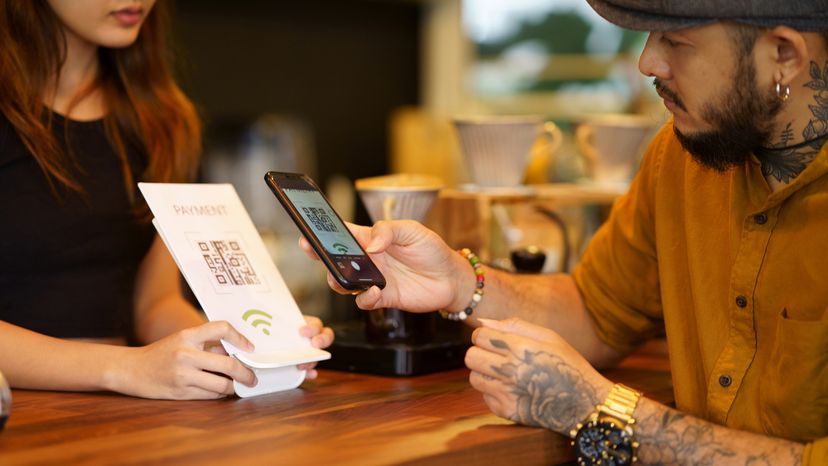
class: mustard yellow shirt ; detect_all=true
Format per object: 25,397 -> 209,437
574,122 -> 828,464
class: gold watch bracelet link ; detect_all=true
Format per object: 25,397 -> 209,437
597,383 -> 642,424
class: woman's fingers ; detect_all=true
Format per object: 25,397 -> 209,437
302,315 -> 323,330
185,320 -> 255,352
176,385 -> 229,400
312,328 -> 334,349
186,369 -> 237,396
299,315 -> 335,349
190,350 -> 257,387
177,322 -> 258,387
205,344 -> 228,355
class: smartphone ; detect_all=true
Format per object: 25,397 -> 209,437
265,171 -> 386,292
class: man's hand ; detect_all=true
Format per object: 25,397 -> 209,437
299,219 -> 474,313
465,318 -> 613,434
105,320 -> 257,400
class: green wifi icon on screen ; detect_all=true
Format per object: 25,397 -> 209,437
242,309 -> 273,336
332,242 -> 349,253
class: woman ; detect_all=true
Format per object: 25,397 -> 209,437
0,0 -> 333,399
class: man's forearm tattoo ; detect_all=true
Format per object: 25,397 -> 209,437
635,410 -> 737,465
636,408 -> 803,466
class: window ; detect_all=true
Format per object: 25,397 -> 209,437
463,0 -> 651,117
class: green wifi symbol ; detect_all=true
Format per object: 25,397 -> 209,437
332,242 -> 349,253
242,309 -> 273,336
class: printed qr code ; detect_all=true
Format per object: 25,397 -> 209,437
197,239 -> 260,287
301,207 -> 339,233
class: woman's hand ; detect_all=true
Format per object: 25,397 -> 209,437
296,315 -> 334,379
300,220 -> 473,313
106,320 -> 257,400
465,318 -> 613,435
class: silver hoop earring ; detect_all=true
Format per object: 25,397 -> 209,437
776,82 -> 790,101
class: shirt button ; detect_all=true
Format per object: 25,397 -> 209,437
719,375 -> 732,387
735,295 -> 748,308
754,213 -> 768,224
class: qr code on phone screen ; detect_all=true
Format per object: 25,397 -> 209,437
301,207 -> 338,232
196,239 -> 260,287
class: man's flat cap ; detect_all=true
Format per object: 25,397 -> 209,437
586,0 -> 828,31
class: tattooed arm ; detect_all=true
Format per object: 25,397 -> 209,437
466,318 -> 806,466
633,400 -> 803,466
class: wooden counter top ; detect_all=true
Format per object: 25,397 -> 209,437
0,341 -> 671,466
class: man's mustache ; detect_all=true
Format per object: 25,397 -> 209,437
654,79 -> 688,112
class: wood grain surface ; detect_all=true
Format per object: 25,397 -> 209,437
0,340 -> 671,466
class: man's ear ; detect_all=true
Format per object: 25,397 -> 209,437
763,26 -> 809,86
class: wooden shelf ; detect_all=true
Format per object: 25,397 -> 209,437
432,183 -> 627,264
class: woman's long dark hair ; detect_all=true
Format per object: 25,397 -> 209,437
0,0 -> 201,200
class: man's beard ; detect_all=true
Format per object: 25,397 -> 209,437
657,56 -> 783,172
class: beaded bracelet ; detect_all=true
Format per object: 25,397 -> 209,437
440,248 -> 484,321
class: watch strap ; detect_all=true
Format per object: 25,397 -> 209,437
598,383 -> 641,425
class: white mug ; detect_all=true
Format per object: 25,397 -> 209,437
575,114 -> 655,185
454,116 -> 562,188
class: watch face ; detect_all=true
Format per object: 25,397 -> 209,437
574,418 -> 635,466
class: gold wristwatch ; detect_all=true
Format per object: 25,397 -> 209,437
570,383 -> 642,466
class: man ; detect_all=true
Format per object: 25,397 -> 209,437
304,1 -> 827,464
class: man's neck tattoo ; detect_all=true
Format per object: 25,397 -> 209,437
756,60 -> 828,184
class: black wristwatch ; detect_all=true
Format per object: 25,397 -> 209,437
570,383 -> 642,466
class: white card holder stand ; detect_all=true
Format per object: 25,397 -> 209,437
139,183 -> 330,398
231,347 -> 331,397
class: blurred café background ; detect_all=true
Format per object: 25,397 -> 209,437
172,0 -> 667,323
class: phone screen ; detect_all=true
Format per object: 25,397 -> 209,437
265,171 -> 385,291
281,188 -> 364,257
